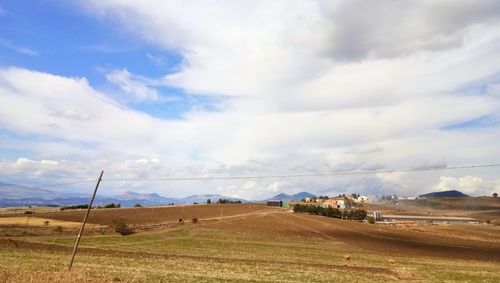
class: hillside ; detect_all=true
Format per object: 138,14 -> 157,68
0,182 -> 75,200
268,191 -> 316,201
0,182 -> 247,207
419,190 -> 468,198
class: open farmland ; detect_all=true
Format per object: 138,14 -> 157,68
31,203 -> 270,227
0,204 -> 499,282
365,197 -> 500,224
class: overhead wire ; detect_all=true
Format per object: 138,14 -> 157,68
12,163 -> 500,188
101,163 -> 500,182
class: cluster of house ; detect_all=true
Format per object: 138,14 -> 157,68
302,195 -> 369,209
381,195 -> 419,200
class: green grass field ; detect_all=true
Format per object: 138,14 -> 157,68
1,222 -> 499,282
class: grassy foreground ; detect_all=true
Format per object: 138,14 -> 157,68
1,223 -> 499,283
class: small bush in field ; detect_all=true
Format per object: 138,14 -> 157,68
192,218 -> 198,223
112,218 -> 133,235
367,216 -> 375,224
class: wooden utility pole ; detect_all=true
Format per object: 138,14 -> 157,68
68,170 -> 104,271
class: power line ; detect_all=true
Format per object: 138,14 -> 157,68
12,163 -> 500,188
101,163 -> 500,182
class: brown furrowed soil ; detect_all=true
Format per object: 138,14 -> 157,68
1,203 -> 499,282
31,203 -> 270,226
203,210 -> 500,262
12,203 -> 500,262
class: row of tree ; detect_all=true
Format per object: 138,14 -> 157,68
59,203 -> 121,210
206,198 -> 242,204
293,204 -> 367,221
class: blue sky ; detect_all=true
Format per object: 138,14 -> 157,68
0,0 -> 177,80
0,0 -> 215,120
0,1 -> 499,198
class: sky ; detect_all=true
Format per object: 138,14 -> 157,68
1,0 -> 500,199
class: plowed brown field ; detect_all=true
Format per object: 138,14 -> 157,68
203,211 -> 500,261
32,203 -> 270,226
1,203 -> 499,282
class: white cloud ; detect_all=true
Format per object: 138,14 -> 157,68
106,68 -> 159,101
320,0 -> 500,60
147,54 -> 167,67
434,175 -> 499,196
1,1 -> 500,199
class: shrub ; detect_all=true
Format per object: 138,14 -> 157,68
367,216 -> 375,224
104,203 -> 121,209
24,211 -> 33,215
44,221 -> 50,226
192,218 -> 198,223
112,218 -> 133,235
60,204 -> 89,211
134,203 -> 142,208
217,198 -> 242,204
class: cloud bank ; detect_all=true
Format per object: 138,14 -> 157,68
1,0 -> 500,198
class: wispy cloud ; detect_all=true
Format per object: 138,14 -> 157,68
106,68 -> 159,101
0,37 -> 39,56
147,53 -> 166,67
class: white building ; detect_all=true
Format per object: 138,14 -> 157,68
336,199 -> 346,209
358,195 -> 368,203
321,199 -> 346,209
353,196 -> 369,203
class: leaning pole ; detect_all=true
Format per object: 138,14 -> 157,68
68,170 -> 104,271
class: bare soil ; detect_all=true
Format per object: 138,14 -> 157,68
29,203 -> 271,226
203,210 -> 500,261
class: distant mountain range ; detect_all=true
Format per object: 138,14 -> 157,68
419,190 -> 469,198
0,182 -> 79,200
268,191 -> 316,201
0,182 -> 246,207
0,182 -> 316,207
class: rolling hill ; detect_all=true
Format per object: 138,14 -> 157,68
419,190 -> 469,198
0,182 -> 247,207
268,191 -> 316,201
